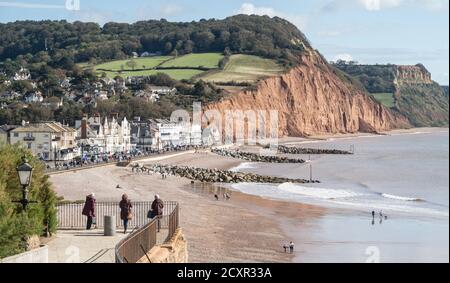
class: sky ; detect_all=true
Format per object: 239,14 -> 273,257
0,0 -> 448,84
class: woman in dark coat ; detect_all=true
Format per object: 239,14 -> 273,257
119,194 -> 132,234
150,194 -> 164,232
82,193 -> 96,230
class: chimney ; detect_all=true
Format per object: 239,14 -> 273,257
81,114 -> 88,139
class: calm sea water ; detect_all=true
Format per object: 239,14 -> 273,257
229,129 -> 449,262
231,129 -> 449,219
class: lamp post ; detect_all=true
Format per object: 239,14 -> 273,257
16,157 -> 33,211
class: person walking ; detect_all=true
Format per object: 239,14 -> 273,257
119,194 -> 133,234
150,195 -> 164,232
82,193 -> 96,230
289,241 -> 295,254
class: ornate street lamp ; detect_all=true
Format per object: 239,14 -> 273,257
16,157 -> 33,210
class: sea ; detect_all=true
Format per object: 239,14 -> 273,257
228,128 -> 449,262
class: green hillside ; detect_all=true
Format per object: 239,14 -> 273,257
396,83 -> 449,127
371,93 -> 395,108
94,56 -> 172,71
335,62 -> 449,127
83,53 -> 285,82
200,54 -> 285,83
160,53 -> 223,69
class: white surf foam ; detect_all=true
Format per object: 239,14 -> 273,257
278,183 -> 363,199
229,162 -> 257,172
381,193 -> 422,202
229,183 -> 449,218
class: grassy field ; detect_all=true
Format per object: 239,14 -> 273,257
82,53 -> 284,82
93,56 -> 173,71
372,93 -> 395,108
160,53 -> 224,69
200,54 -> 284,83
99,69 -> 204,80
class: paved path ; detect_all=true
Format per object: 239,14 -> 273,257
47,229 -> 127,263
47,228 -> 170,263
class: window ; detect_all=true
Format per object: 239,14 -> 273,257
27,143 -> 32,149
14,133 -> 19,137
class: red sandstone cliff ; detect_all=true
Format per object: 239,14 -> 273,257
205,51 -> 410,137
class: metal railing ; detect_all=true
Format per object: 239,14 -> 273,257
57,201 -> 178,229
115,202 -> 180,263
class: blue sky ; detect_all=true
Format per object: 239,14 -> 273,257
0,0 -> 448,84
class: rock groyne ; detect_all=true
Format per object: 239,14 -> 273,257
149,164 -> 319,184
212,149 -> 306,163
278,145 -> 353,155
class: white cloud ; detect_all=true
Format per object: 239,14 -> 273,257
0,1 -> 64,9
333,53 -> 354,62
358,0 -> 403,11
237,3 -> 276,16
236,3 -> 309,30
323,0 -> 448,12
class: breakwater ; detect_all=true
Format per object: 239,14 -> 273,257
212,149 -> 305,163
148,164 -> 319,184
278,145 -> 353,155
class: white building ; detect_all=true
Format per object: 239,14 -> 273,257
149,119 -> 203,149
135,90 -> 160,103
148,85 -> 177,95
76,115 -> 134,154
13,68 -> 31,81
131,118 -> 161,152
10,122 -> 78,161
24,91 -> 44,103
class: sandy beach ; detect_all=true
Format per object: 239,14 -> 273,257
50,151 -> 326,263
49,128 -> 449,263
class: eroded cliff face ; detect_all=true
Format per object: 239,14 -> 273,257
205,52 -> 410,138
396,64 -> 433,85
393,64 -> 449,127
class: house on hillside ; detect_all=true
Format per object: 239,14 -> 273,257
148,85 -> 177,95
135,90 -> 160,103
60,78 -> 72,89
13,68 -> 31,81
94,90 -> 109,101
24,91 -> 44,103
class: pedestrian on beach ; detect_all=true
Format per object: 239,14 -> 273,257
82,193 -> 96,230
119,194 -> 133,234
214,194 -> 219,201
283,245 -> 288,253
225,193 -> 231,200
372,211 -> 375,219
289,242 -> 295,254
150,195 -> 164,232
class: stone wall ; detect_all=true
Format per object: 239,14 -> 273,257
1,245 -> 48,263
138,229 -> 188,263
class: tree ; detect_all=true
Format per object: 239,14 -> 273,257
0,144 -> 58,259
126,60 -> 137,70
